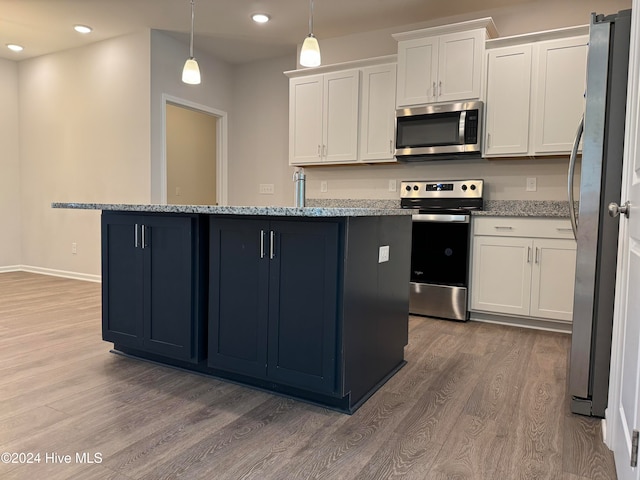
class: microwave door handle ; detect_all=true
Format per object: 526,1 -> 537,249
458,111 -> 467,145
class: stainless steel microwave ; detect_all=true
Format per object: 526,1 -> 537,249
395,101 -> 483,160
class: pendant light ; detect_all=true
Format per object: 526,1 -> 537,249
182,0 -> 201,85
300,0 -> 321,67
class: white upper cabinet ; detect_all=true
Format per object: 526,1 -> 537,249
394,19 -> 497,107
396,37 -> 438,106
286,56 -> 397,166
288,70 -> 359,165
359,64 -> 397,162
531,36 -> 588,154
484,45 -> 533,156
289,74 -> 323,164
484,28 -> 588,158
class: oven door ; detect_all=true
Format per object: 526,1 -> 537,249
410,213 -> 471,321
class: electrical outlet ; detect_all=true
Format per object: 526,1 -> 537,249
259,184 -> 275,194
388,179 -> 397,192
175,187 -> 181,196
378,245 -> 390,263
71,242 -> 77,255
320,181 -> 328,193
526,177 -> 537,192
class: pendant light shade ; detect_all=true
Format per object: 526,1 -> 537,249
182,0 -> 201,85
300,34 -> 321,67
300,0 -> 321,67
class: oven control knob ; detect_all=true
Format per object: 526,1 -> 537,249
461,184 -> 468,191
405,185 -> 412,191
470,184 -> 476,191
413,185 -> 419,191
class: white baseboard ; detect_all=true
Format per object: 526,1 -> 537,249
0,265 -> 22,273
4,265 -> 101,283
469,311 -> 572,334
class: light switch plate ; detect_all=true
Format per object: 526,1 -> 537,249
378,245 -> 390,263
320,181 -> 328,193
388,179 -> 397,192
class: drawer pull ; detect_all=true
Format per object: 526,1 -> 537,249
557,228 -> 573,233
494,226 -> 513,230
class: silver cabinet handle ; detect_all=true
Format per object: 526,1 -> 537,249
317,145 -> 321,157
527,246 -> 532,263
141,225 -> 146,249
494,226 -> 513,230
322,144 -> 326,158
487,133 -> 491,148
270,231 -> 275,259
432,81 -> 436,99
134,224 -> 139,248
260,230 -> 265,259
557,227 -> 573,233
439,80 -> 442,97
535,247 -> 540,264
390,139 -> 393,154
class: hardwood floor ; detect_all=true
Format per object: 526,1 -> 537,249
0,272 -> 617,479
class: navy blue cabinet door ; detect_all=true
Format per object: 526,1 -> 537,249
267,220 -> 340,393
208,218 -> 270,377
209,217 -> 341,393
142,215 -> 198,361
102,215 -> 145,348
102,213 -> 201,363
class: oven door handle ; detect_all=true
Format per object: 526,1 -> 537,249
412,214 -> 470,223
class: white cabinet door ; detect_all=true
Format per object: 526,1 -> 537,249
471,236 -> 532,316
396,30 -> 484,107
531,36 -> 588,154
484,45 -> 532,156
396,37 -> 438,107
323,70 -> 360,163
359,64 -> 397,162
530,238 -> 577,321
438,30 -> 484,103
289,75 -> 323,164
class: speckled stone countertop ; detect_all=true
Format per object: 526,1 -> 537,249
473,200 -> 576,218
307,199 -> 575,218
51,203 -> 412,217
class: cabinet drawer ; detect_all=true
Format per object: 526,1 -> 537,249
473,216 -> 574,239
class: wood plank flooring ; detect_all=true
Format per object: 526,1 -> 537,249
0,272 -> 617,479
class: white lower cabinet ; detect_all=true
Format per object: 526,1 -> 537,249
470,217 -> 577,323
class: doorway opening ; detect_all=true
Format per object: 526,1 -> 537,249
162,95 -> 228,205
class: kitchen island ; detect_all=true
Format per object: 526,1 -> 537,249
52,203 -> 412,413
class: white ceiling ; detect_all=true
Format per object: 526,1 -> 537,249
0,0 -> 538,64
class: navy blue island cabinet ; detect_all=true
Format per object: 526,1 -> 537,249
96,208 -> 411,414
101,212 -> 206,363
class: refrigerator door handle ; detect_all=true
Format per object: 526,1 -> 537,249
568,115 -> 584,240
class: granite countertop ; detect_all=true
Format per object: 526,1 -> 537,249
306,199 -> 575,218
51,203 -> 412,218
473,200 -> 575,218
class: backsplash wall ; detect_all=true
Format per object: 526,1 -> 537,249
304,156 -> 581,202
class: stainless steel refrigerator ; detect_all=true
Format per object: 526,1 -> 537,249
568,9 -> 631,418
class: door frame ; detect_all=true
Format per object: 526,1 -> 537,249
605,3 -> 640,479
161,94 -> 228,206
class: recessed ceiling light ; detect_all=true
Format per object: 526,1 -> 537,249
252,13 -> 270,24
74,25 -> 93,34
6,44 -> 24,52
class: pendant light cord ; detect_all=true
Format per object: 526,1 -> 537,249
189,0 -> 195,58
308,0 -> 314,35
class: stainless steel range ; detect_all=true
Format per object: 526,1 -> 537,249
400,179 -> 484,321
